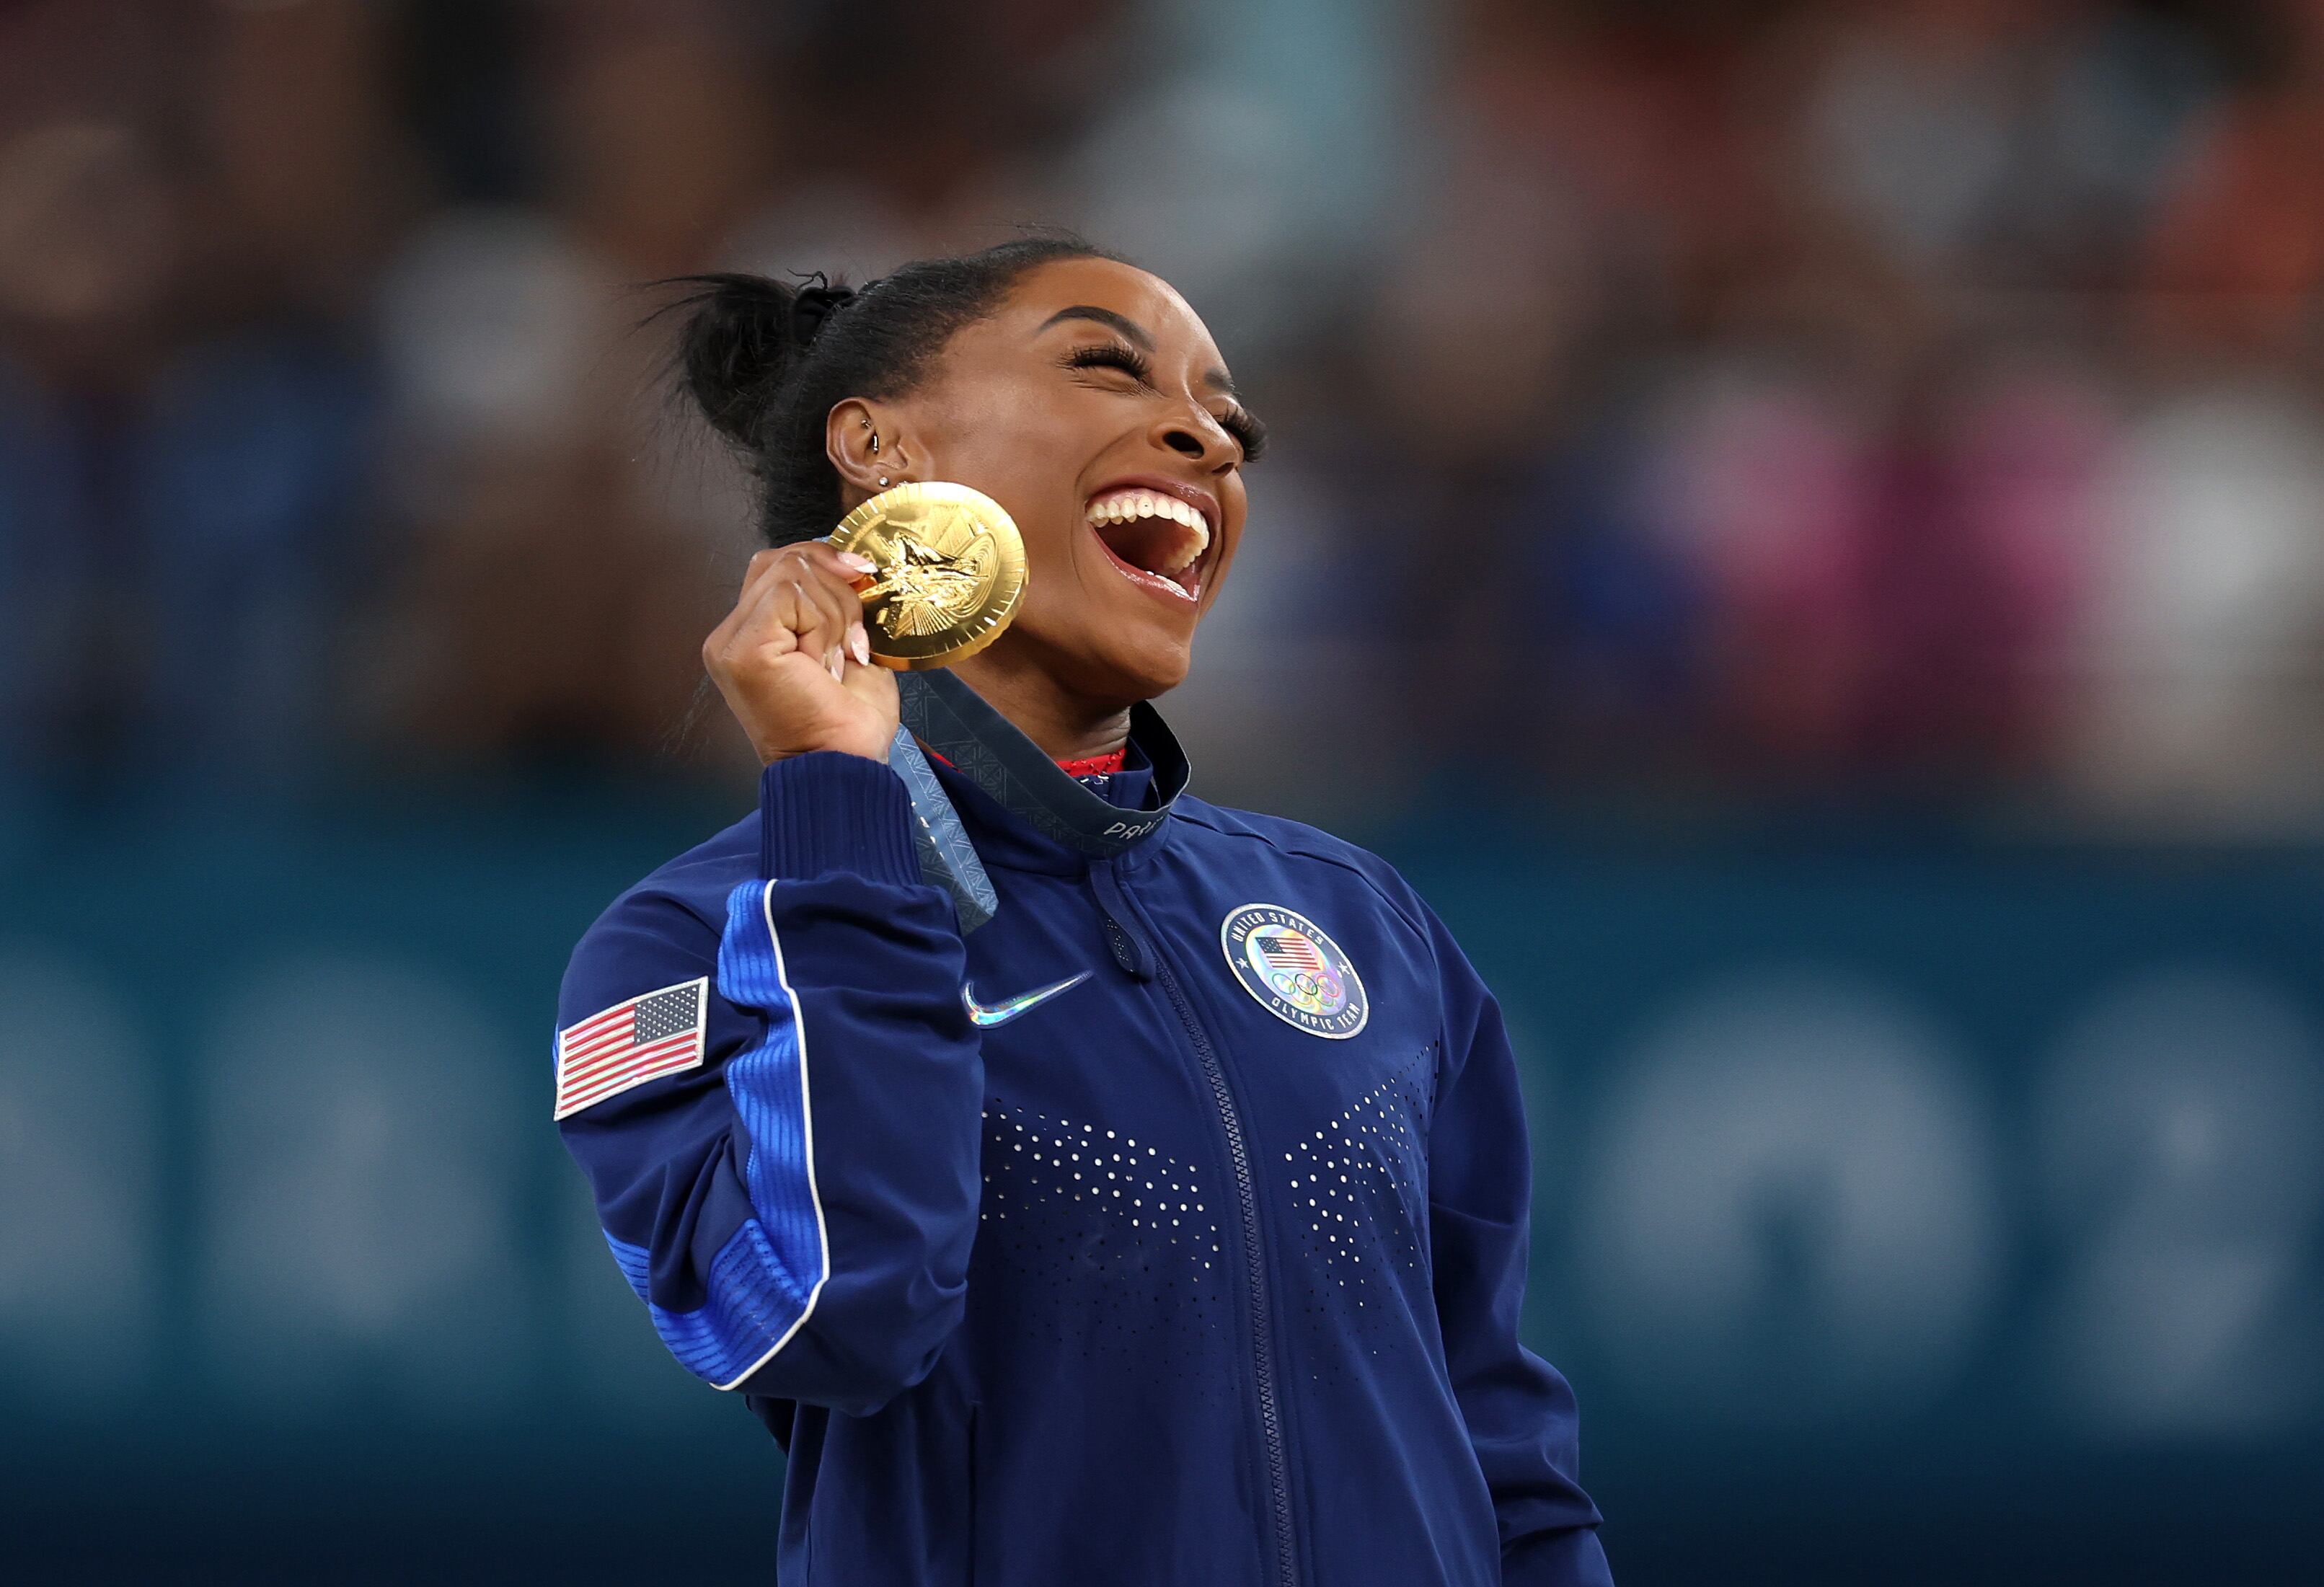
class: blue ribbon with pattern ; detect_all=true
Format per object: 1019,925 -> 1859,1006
888,724 -> 999,934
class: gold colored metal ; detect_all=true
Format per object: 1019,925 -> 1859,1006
826,481 -> 1026,671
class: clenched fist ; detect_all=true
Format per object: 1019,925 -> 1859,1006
704,541 -> 898,764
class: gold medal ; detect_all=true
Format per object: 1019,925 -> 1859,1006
826,482 -> 1027,671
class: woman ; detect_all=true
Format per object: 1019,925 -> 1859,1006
556,237 -> 1612,1586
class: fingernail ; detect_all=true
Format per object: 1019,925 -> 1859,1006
827,647 -> 844,682
849,624 -> 870,666
837,551 -> 876,574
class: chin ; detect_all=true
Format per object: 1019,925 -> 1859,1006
1073,631 -> 1195,705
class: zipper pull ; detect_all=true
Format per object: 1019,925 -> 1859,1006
1087,864 -> 1156,982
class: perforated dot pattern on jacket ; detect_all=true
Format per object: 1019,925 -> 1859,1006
971,1095 -> 1233,1394
1283,1043 -> 1439,1383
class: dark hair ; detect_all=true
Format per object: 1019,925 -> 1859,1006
667,235 -> 1121,546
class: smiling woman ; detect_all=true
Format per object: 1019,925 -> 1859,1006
673,239 -> 1263,762
553,236 -> 1614,1587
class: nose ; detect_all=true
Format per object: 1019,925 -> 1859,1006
1152,407 -> 1238,472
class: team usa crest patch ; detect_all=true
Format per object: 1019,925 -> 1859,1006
1220,903 -> 1369,1039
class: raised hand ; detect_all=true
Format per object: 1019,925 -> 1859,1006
702,541 -> 898,764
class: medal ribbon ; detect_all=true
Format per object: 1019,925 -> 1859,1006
896,670 -> 1189,861
887,724 -> 1000,933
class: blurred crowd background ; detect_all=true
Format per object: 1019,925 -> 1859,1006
12,0 -> 2324,830
5,1 -> 2324,1583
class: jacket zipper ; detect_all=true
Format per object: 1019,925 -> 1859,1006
1093,863 -> 1299,1587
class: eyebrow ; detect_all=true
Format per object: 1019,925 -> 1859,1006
1038,304 -> 1242,396
1037,305 -> 1155,352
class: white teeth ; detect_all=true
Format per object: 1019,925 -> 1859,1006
1171,518 -> 1211,570
1084,487 -> 1209,537
1083,487 -> 1214,590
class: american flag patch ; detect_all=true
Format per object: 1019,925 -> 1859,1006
555,977 -> 710,1120
1255,932 -> 1330,976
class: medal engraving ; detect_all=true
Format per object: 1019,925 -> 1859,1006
827,482 -> 1027,671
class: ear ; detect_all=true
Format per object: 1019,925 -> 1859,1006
825,397 -> 914,503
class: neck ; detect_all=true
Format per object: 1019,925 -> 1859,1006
950,644 -> 1133,763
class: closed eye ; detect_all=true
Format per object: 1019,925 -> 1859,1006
1217,404 -> 1266,462
1064,341 -> 1154,386
1065,340 -> 1266,463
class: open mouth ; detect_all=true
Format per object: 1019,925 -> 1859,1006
1085,485 -> 1213,604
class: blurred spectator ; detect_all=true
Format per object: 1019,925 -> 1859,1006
2144,0 -> 2324,350
363,2 -> 777,774
2065,382 -> 2324,830
1803,0 -> 2211,290
364,205 -> 731,771
0,0 -> 394,784
1637,355 -> 1878,779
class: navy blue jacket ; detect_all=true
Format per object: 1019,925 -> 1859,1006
557,673 -> 1609,1586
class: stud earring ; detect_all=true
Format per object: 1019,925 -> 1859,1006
878,474 -> 892,488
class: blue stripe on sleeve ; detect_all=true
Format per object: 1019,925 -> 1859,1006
597,880 -> 831,1392
603,1224 -> 812,1387
718,880 -> 831,1315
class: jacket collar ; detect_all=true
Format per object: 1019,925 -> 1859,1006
897,670 -> 1188,862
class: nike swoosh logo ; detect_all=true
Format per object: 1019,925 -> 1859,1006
962,972 -> 1092,1027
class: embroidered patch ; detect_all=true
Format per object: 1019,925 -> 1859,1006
555,977 -> 710,1118
1219,904 -> 1369,1039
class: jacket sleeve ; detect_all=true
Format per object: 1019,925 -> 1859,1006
1424,903 -> 1613,1586
556,751 -> 979,1415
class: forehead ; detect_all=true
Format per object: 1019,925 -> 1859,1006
984,257 -> 1223,364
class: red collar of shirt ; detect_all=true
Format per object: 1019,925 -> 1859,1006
1053,748 -> 1128,779
919,745 -> 1128,778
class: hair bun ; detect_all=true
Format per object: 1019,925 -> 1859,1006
658,236 -> 1110,547
671,272 -> 803,450
789,280 -> 857,348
